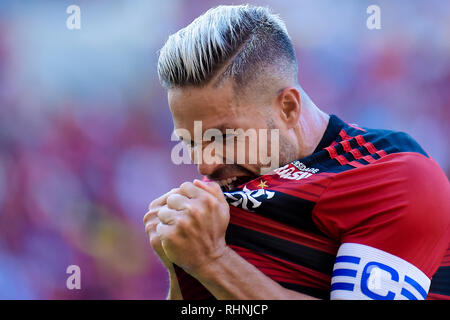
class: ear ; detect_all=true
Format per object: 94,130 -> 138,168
277,87 -> 301,129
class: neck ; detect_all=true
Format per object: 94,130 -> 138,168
294,92 -> 330,159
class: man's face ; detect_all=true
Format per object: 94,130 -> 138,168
168,80 -> 296,190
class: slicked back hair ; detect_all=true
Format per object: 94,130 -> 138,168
157,4 -> 298,91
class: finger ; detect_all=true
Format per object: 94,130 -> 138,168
148,188 -> 180,210
144,188 -> 180,225
167,193 -> 191,211
156,221 -> 176,240
178,181 -> 207,199
144,218 -> 159,235
157,205 -> 180,225
193,179 -> 224,199
143,208 -> 158,225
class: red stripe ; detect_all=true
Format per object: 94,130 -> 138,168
348,161 -> 365,168
335,154 -> 349,165
376,150 -> 387,158
349,148 -> 363,159
340,140 -> 352,153
345,122 -> 367,132
265,172 -> 334,202
439,252 -> 450,266
248,263 -> 306,283
231,245 -> 331,288
339,129 -> 353,141
325,145 -> 338,159
327,131 -> 389,167
244,257 -> 328,288
267,172 -> 332,185
354,134 -> 377,154
309,182 -> 327,188
240,168 -> 334,192
355,135 -> 365,146
326,146 -> 352,166
354,134 -> 388,161
259,270 -> 319,286
427,292 -> 450,300
330,130 -> 382,167
363,142 -> 378,154
362,155 -> 377,163
229,206 -> 338,254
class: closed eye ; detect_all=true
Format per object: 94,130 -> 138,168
179,132 -> 237,148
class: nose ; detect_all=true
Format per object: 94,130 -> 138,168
191,142 -> 225,177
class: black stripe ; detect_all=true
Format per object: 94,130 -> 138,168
226,224 -> 335,275
430,266 -> 450,296
371,130 -> 428,158
242,190 -> 325,236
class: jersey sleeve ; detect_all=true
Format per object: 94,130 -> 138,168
313,152 -> 450,300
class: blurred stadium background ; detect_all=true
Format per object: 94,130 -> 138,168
0,0 -> 448,299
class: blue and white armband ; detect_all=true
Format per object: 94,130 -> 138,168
330,243 -> 431,300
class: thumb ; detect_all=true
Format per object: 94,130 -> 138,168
193,179 -> 223,198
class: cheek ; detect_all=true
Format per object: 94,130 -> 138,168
278,133 -> 298,164
257,130 -> 297,171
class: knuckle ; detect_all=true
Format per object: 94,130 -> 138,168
176,216 -> 191,230
145,220 -> 158,234
179,182 -> 190,188
143,210 -> 156,224
166,194 -> 178,206
181,200 -> 192,212
179,181 -> 193,192
196,192 -> 208,202
148,199 -> 159,210
186,203 -> 200,217
155,221 -> 165,235
143,212 -> 149,224
176,217 -> 188,229
148,187 -> 178,210
156,207 -> 167,220
201,193 -> 215,207
148,202 -> 155,210
167,193 -> 175,201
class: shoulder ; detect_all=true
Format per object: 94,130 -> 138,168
313,119 -> 450,278
332,151 -> 449,201
314,151 -> 450,277
317,150 -> 450,223
345,124 -> 430,163
313,151 -> 450,249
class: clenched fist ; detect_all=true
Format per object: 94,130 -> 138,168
149,179 -> 230,276
143,188 -> 181,269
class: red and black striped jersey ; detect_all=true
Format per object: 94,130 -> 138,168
173,115 -> 450,300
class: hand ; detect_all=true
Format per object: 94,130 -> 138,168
156,179 -> 230,276
143,188 -> 180,269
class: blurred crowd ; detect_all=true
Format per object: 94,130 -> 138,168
0,0 -> 448,299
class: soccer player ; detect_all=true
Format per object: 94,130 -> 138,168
143,5 -> 450,300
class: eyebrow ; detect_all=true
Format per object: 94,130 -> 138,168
176,125 -> 235,144
214,124 -> 233,133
